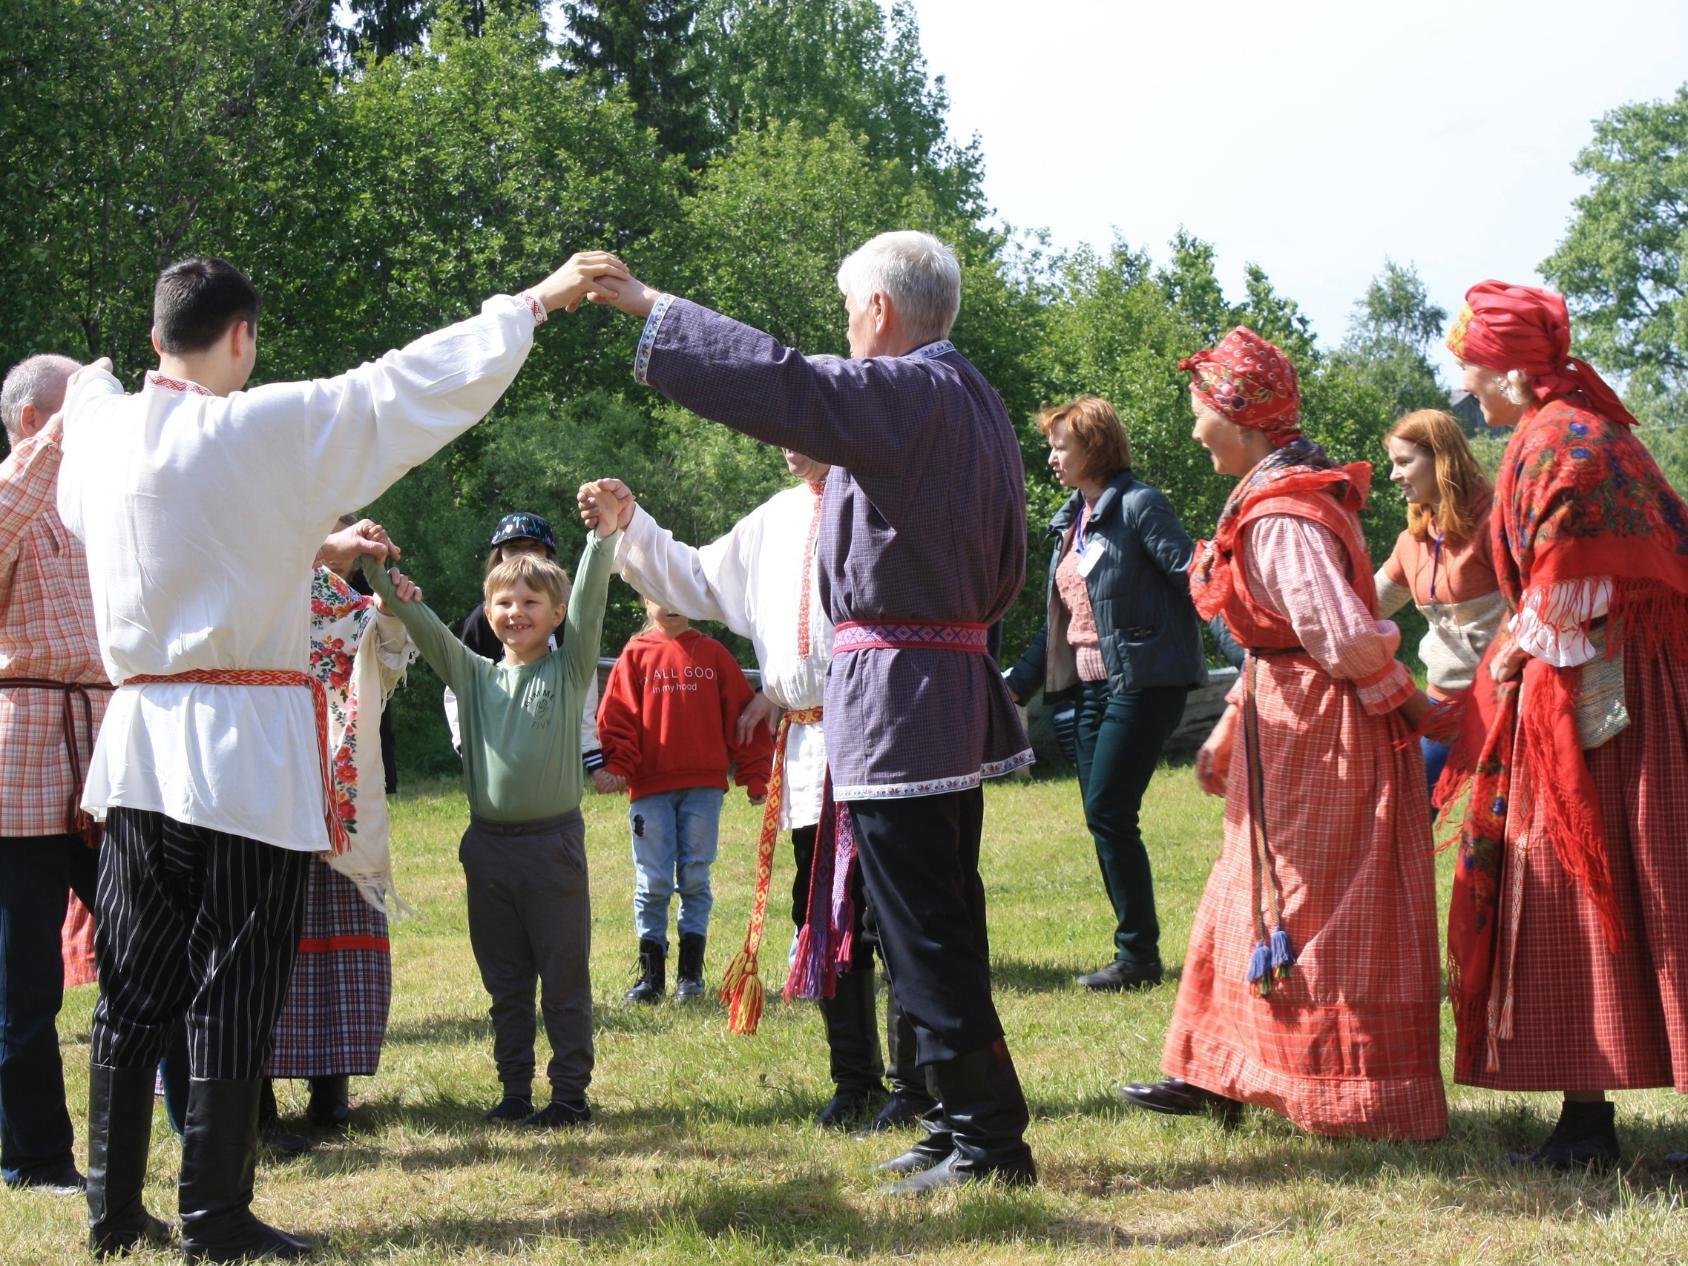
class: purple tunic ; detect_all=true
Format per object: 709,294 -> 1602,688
637,296 -> 1033,799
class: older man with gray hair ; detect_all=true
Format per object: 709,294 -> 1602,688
0,353 -> 115,1200
586,230 -> 1037,1192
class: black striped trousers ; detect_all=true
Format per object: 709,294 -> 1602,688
90,807 -> 310,1080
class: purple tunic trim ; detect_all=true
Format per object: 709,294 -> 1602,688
634,297 -> 1033,800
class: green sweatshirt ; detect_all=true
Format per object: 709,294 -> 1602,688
361,530 -> 619,822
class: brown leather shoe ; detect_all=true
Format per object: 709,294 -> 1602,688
1119,1078 -> 1243,1127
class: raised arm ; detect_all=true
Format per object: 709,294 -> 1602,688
563,528 -> 620,698
359,555 -> 477,694
601,287 -> 937,477
613,501 -> 757,636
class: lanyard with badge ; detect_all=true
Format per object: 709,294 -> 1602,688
1074,501 -> 1104,578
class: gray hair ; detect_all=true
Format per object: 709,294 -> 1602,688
835,231 -> 962,347
1,354 -> 79,442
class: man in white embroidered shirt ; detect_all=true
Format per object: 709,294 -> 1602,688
56,250 -> 625,1261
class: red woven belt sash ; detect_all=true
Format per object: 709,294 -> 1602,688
719,704 -> 823,1035
0,676 -> 116,842
833,620 -> 989,653
122,669 -> 348,855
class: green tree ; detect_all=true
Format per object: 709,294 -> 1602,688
1541,84 -> 1688,417
1334,259 -> 1450,422
0,0 -> 335,377
559,0 -> 713,165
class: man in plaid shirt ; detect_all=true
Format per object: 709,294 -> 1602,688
0,353 -> 112,1197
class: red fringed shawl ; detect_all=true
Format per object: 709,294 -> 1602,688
1441,398 -> 1688,1069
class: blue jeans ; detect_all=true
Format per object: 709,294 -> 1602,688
1421,737 -> 1451,809
629,787 -> 724,942
0,833 -> 96,1184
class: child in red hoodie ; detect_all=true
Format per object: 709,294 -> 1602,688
598,597 -> 772,1004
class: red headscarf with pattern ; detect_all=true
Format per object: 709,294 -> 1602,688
1445,281 -> 1638,427
1179,326 -> 1301,445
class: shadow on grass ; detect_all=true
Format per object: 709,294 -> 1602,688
991,957 -> 1183,994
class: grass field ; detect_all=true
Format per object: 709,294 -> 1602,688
9,769 -> 1685,1265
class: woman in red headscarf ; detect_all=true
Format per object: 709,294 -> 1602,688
1442,281 -> 1688,1168
1120,328 -> 1447,1140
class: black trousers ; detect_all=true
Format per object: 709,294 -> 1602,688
848,788 -> 1003,1066
90,808 -> 309,1080
0,832 -> 97,1182
460,811 -> 593,1099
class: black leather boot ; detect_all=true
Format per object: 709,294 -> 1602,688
178,1078 -> 319,1263
886,1040 -> 1036,1194
865,988 -> 936,1133
624,939 -> 666,1004
675,933 -> 706,1002
305,1076 -> 349,1129
1506,1099 -> 1621,1170
85,1063 -> 172,1258
816,964 -> 887,1127
873,1084 -> 954,1176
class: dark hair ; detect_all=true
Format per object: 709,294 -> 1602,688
152,256 -> 261,354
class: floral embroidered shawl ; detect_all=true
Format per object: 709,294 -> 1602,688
309,567 -> 415,913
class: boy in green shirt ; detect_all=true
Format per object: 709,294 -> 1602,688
363,481 -> 628,1128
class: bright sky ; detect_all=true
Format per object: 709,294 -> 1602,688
907,0 -> 1688,351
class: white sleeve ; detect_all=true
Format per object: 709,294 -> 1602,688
56,369 -> 126,541
1509,577 -> 1612,667
236,294 -> 538,525
614,503 -> 755,637
443,685 -> 462,753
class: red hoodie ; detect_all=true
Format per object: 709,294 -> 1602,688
597,628 -> 773,802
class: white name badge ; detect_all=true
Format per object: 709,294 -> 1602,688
1076,535 -> 1104,578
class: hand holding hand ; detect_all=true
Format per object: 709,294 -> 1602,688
580,478 -> 635,537
585,269 -> 661,320
373,567 -> 422,614
316,518 -> 398,575
531,251 -> 631,315
1195,704 -> 1238,798
591,768 -> 626,795
735,691 -> 779,747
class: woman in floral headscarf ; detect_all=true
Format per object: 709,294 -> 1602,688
1441,282 -> 1688,1169
1119,327 -> 1447,1140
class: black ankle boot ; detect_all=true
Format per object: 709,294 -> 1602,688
1507,1099 -> 1621,1170
675,933 -> 706,1002
873,1093 -> 954,1175
85,1063 -> 172,1258
818,964 -> 886,1127
305,1076 -> 350,1129
179,1078 -> 319,1263
886,1040 -> 1036,1195
625,938 -> 666,1003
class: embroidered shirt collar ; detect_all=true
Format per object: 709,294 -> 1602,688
144,370 -> 215,397
906,339 -> 956,361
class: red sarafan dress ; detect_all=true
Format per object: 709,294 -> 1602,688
1172,445 -> 1448,1140
1443,398 -> 1688,1091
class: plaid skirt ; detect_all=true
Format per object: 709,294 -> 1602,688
1455,636 -> 1688,1091
1162,654 -> 1447,1140
266,858 -> 391,1078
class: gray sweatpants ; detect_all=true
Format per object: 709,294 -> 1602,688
459,810 -> 592,1100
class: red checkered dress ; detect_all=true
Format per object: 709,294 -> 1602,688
1455,620 -> 1688,1091
1162,515 -> 1447,1140
0,415 -> 110,838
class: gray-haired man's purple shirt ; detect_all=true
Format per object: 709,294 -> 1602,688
635,295 -> 1032,800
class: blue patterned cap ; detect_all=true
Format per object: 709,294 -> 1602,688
489,512 -> 555,551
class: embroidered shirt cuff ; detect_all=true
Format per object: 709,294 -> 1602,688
518,290 -> 547,326
1355,659 -> 1414,715
634,293 -> 676,385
